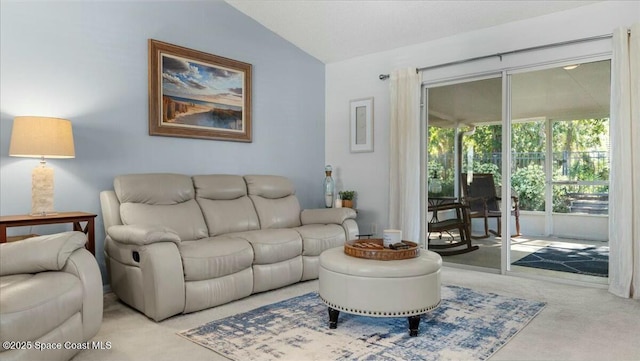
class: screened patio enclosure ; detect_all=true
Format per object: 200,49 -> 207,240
426,59 -> 610,282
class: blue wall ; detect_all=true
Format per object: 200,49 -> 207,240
0,1 -> 326,282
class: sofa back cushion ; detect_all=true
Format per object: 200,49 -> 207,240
114,173 -> 208,241
193,175 -> 260,237
244,175 -> 301,229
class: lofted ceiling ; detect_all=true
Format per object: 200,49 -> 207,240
225,0 -> 600,64
225,1 -> 609,126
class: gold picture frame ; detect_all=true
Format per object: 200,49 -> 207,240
148,39 -> 252,142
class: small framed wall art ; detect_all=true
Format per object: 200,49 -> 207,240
148,39 -> 252,142
350,97 -> 374,152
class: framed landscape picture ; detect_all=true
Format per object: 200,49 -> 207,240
148,39 -> 252,142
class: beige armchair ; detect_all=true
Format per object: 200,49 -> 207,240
0,232 -> 103,361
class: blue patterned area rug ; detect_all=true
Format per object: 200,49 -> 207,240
178,285 -> 545,361
512,246 -> 609,277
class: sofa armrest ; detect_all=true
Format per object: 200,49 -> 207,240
0,231 -> 86,276
300,208 -> 357,225
100,190 -> 122,234
62,248 -> 103,341
107,224 -> 181,246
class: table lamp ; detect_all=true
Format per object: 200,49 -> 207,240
9,116 -> 75,216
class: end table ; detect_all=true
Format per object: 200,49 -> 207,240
0,212 -> 97,256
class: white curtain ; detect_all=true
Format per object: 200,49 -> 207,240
389,68 -> 422,243
609,23 -> 640,299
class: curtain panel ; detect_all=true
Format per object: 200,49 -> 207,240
389,68 -> 422,243
609,23 -> 639,299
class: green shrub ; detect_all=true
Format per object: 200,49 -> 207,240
511,164 -> 545,211
472,163 -> 501,186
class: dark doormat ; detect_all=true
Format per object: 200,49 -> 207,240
512,245 -> 608,277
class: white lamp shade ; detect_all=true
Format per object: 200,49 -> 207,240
9,116 -> 75,158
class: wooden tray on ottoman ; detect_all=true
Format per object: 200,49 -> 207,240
344,238 -> 419,260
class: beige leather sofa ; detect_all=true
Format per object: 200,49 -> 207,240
0,232 -> 103,361
100,173 -> 358,321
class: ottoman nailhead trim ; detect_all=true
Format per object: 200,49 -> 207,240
320,296 -> 441,317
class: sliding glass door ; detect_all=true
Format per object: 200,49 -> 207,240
426,75 -> 504,271
425,58 -> 611,283
508,59 -> 611,283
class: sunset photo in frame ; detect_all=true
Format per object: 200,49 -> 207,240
148,39 -> 252,142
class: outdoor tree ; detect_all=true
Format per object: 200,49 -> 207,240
427,118 -> 609,211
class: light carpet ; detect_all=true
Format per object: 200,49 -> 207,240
178,285 -> 545,361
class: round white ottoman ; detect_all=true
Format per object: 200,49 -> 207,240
319,246 -> 442,336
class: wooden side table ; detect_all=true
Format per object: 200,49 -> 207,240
0,212 -> 97,256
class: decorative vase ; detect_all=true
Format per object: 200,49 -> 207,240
324,165 -> 334,208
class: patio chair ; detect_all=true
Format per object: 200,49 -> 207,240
460,173 -> 520,238
427,200 -> 479,255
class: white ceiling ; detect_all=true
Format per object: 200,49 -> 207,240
428,59 -> 611,127
225,0 -> 599,63
226,0 -> 609,125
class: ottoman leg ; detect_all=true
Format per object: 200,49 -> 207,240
328,307 -> 340,329
408,315 -> 421,337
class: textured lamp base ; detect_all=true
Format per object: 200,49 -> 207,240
31,163 -> 55,216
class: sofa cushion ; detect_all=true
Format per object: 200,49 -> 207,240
294,224 -> 347,256
115,174 -> 208,241
245,175 -> 295,199
193,175 -> 260,236
184,268 -> 254,313
114,173 -> 194,204
120,201 -> 207,242
228,229 -> 302,265
245,175 -> 301,229
252,257 -> 303,293
193,174 -> 247,200
0,272 -> 82,343
180,237 -> 254,282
